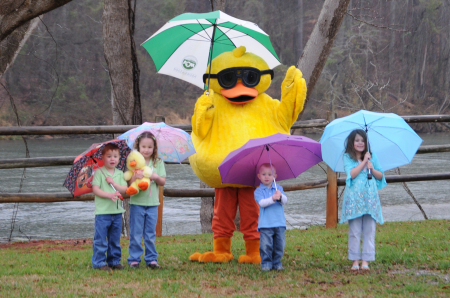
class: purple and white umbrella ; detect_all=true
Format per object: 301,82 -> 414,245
218,133 -> 323,187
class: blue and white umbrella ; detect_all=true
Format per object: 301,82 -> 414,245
320,110 -> 423,172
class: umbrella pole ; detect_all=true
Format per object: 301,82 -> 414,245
363,116 -> 373,180
206,24 -> 217,95
265,146 -> 277,191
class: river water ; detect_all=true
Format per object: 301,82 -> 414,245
1,133 -> 449,241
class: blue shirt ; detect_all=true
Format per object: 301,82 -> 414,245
254,182 -> 287,230
340,152 -> 387,224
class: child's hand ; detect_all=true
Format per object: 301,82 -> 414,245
367,160 -> 374,170
363,152 -> 371,163
105,177 -> 114,184
107,192 -> 120,202
134,170 -> 144,179
272,190 -> 281,201
150,172 -> 159,180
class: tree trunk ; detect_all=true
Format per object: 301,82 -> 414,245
0,17 -> 40,77
296,0 -> 304,58
103,0 -> 142,236
296,0 -> 352,116
211,0 -> 226,11
199,0 -> 227,233
0,0 -> 72,42
200,181 -> 214,233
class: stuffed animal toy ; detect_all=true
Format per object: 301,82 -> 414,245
189,46 -> 307,264
123,150 -> 153,195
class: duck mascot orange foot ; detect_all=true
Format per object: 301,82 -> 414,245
188,46 -> 306,264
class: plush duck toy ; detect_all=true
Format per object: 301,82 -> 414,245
123,150 -> 153,195
189,46 -> 306,263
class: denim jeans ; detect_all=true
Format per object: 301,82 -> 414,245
259,227 -> 285,270
348,214 -> 376,261
128,205 -> 158,265
92,213 -> 123,268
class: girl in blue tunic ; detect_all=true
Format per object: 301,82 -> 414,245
341,129 -> 386,271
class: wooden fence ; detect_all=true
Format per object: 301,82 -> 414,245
1,115 -> 450,236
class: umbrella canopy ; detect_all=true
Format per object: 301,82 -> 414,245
141,10 -> 280,89
218,133 -> 323,187
320,110 -> 423,172
63,139 -> 130,196
118,122 -> 195,163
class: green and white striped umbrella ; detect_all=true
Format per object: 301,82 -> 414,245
141,10 -> 281,89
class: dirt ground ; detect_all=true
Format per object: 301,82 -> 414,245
0,239 -> 93,252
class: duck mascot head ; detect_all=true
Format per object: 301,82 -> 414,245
189,46 -> 306,264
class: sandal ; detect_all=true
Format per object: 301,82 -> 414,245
361,265 -> 370,270
351,265 -> 360,271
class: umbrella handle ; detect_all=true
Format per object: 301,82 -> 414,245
367,169 -> 372,180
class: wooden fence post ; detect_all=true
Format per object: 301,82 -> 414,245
326,165 -> 338,228
156,185 -> 164,237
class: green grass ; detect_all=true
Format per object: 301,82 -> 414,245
1,220 -> 449,297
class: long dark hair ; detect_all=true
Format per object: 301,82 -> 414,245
344,129 -> 370,161
134,131 -> 160,166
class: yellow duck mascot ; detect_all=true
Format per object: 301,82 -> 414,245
189,46 -> 306,263
123,150 -> 153,195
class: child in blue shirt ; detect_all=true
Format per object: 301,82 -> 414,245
254,163 -> 287,271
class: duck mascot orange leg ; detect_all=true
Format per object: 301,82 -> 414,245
188,46 -> 307,263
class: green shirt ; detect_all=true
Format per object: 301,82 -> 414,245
130,159 -> 166,206
92,166 -> 127,215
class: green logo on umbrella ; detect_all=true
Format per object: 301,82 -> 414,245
182,56 -> 197,70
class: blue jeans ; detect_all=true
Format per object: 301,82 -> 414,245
348,214 -> 376,261
128,205 -> 158,265
259,227 -> 285,270
92,213 -> 123,268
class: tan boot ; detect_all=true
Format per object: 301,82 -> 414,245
238,239 -> 261,264
189,237 -> 234,263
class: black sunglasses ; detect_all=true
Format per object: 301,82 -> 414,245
203,67 -> 274,89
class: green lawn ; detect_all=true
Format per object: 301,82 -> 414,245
1,220 -> 449,297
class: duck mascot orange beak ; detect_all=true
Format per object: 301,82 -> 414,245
221,82 -> 258,104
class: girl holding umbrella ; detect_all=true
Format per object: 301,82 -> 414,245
341,129 -> 386,271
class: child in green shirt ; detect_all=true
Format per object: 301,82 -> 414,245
91,143 -> 128,271
127,132 -> 166,269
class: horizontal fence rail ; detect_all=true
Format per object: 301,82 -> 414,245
1,115 -> 449,136
2,173 -> 450,203
0,119 -> 329,136
1,145 -> 449,169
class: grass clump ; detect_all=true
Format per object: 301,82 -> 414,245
1,220 -> 449,297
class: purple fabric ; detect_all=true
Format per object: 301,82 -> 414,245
218,133 -> 322,187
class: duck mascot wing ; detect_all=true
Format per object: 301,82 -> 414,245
189,46 -> 306,263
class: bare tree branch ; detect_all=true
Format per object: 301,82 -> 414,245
346,12 -> 410,32
0,0 -> 73,42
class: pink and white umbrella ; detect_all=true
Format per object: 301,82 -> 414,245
118,122 -> 195,163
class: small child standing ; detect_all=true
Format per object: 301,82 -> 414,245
341,129 -> 386,271
91,143 -> 128,271
254,163 -> 288,271
127,132 -> 166,269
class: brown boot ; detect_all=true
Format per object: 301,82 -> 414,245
238,239 -> 261,264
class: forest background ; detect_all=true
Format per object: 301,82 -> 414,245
1,0 -> 449,132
